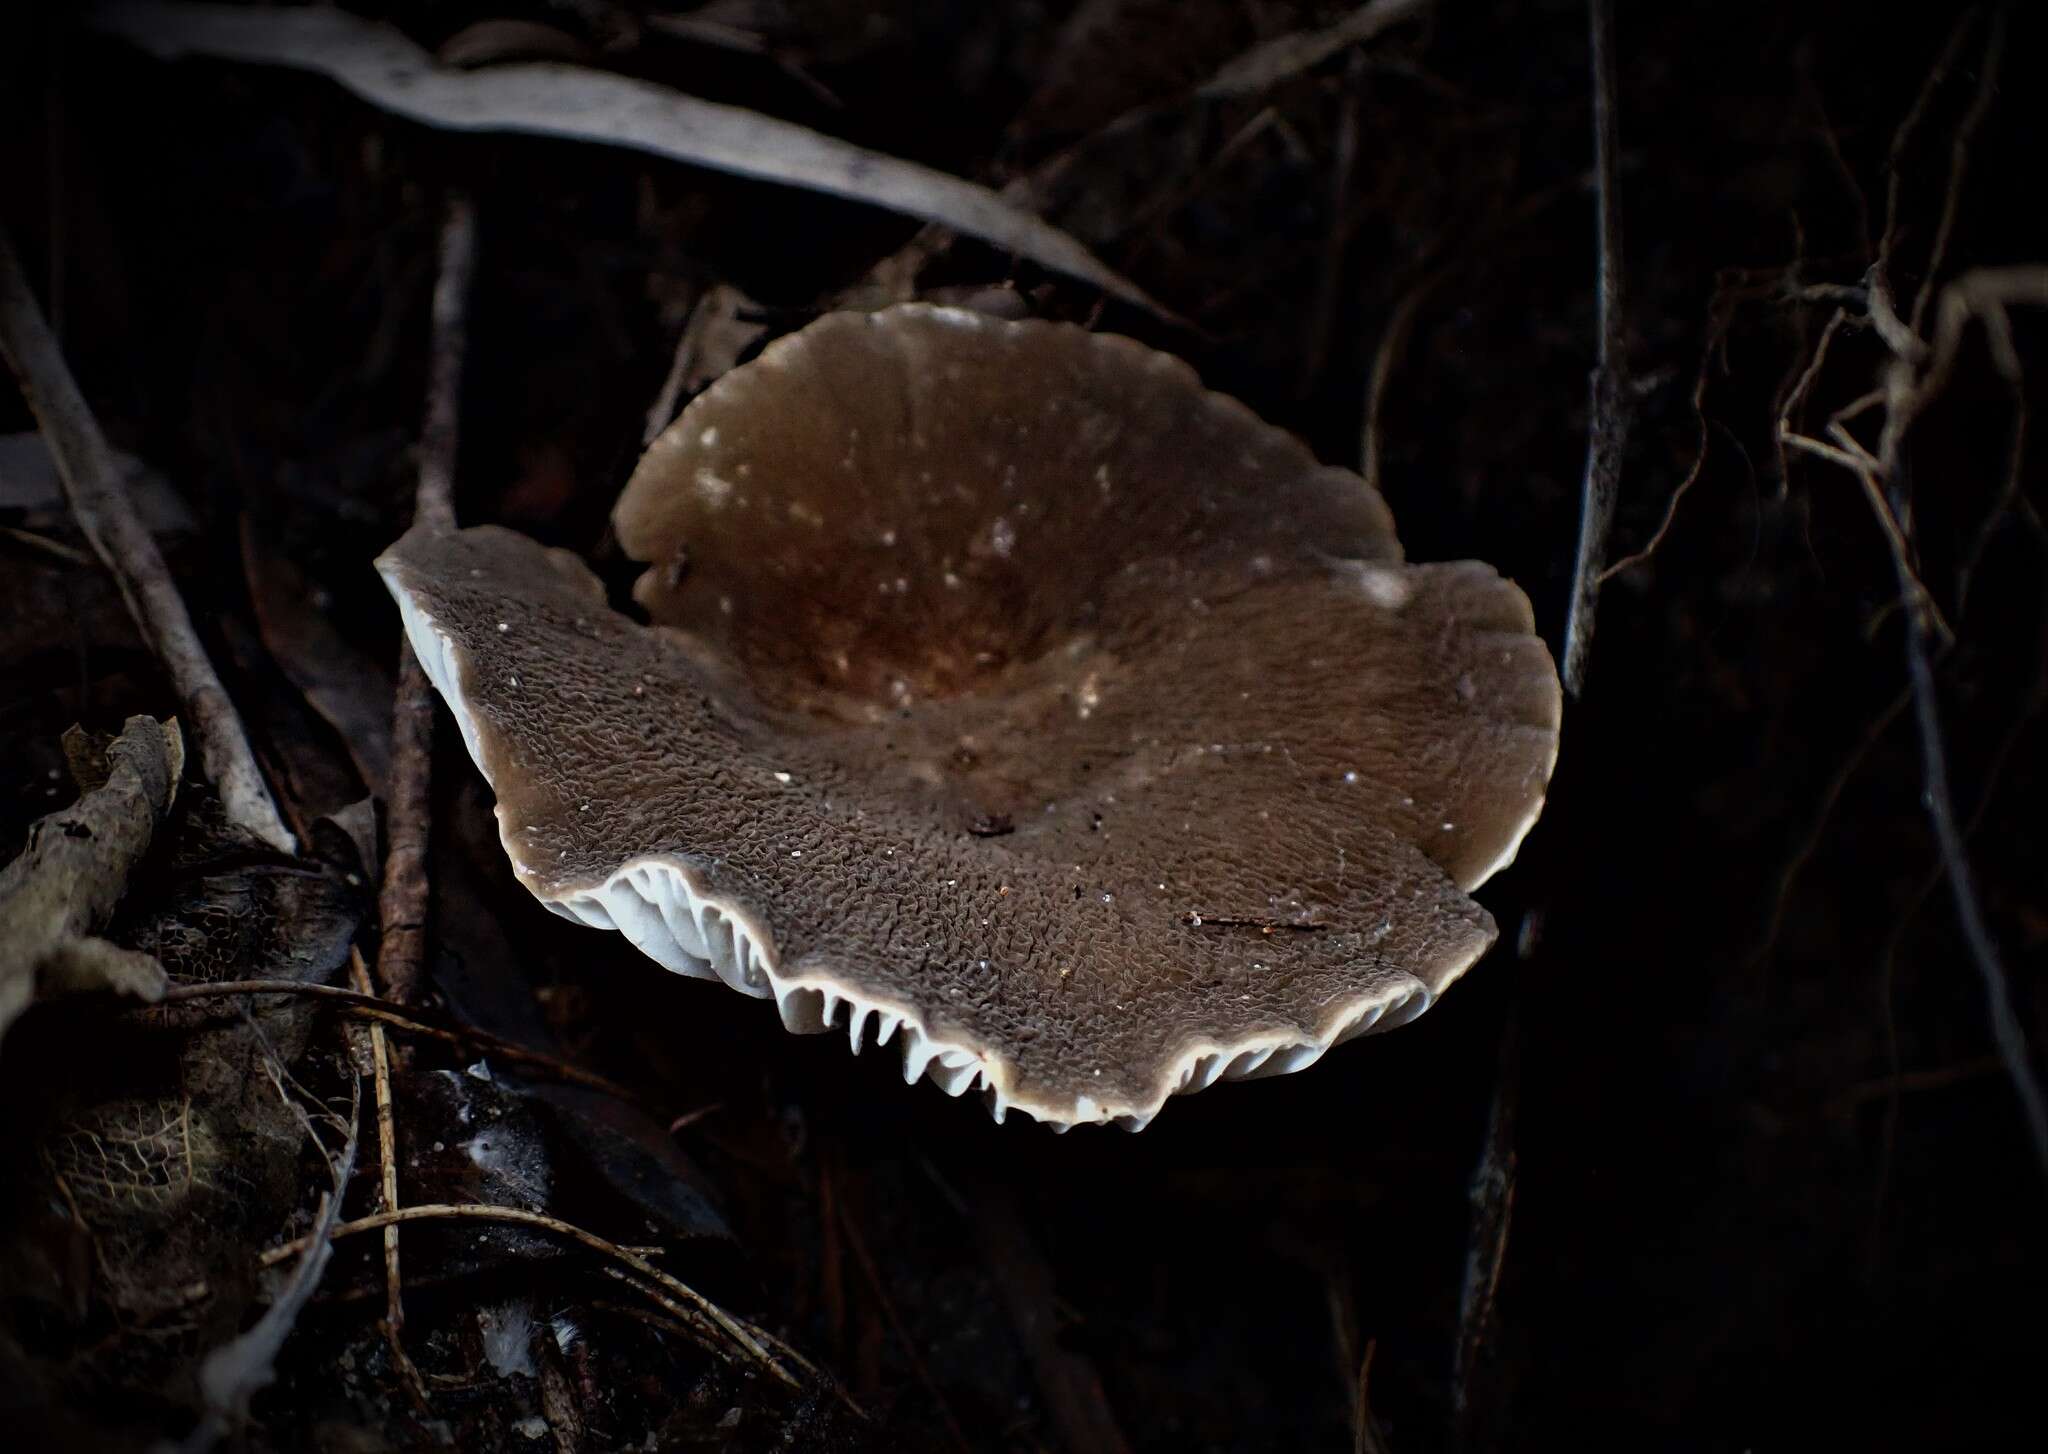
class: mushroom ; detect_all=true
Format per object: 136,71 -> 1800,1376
377,304 -> 1560,1129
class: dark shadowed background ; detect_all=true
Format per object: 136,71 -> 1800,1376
2,2 -> 2043,1449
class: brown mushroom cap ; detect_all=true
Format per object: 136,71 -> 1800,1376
378,304 -> 1560,1129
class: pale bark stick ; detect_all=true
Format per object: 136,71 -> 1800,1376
375,196 -> 474,1007
0,227 -> 294,852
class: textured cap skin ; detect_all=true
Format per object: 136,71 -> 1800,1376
378,305 -> 1561,1129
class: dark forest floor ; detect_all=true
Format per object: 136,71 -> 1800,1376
2,2 -> 2044,1450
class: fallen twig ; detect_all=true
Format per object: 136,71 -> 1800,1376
1559,0 -> 1632,697
412,196 -> 471,537
352,198 -> 475,1398
86,1 -> 1169,318
377,195 -> 474,1008
346,948 -> 429,1409
598,1265 -> 848,1418
0,227 -> 294,852
156,978 -> 638,1100
0,716 -> 182,1045
258,1201 -> 805,1389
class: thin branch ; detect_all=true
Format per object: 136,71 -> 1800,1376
1114,106 -> 1280,266
1892,532 -> 2048,1177
1784,284 -> 2048,1183
347,947 -> 429,1410
413,197 -> 472,535
1907,7 -> 2005,335
1039,0 -> 1436,195
854,0 -> 1435,300
1797,57 -> 1873,263
156,979 -> 638,1100
377,195 -> 474,1007
1955,381 -> 2028,616
1300,51 -> 1366,398
1780,427 -> 1877,475
1874,9 -> 1978,286
1,716 -> 181,1043
1821,420 -> 1950,641
1605,266 -> 1789,577
596,1267 -> 857,1419
1918,267 -> 2048,411
1195,0 -> 1434,101
376,654 -> 439,1006
1560,0 -> 1632,696
1600,319 -> 1711,581
598,1265 -> 723,1350
1360,266 -> 1452,496
1763,28 -> 2048,1181
2,523 -> 92,564
257,1201 -> 804,1389
1744,686 -> 1913,968
1353,1339 -> 1390,1454
1829,1056 -> 2006,1118
1869,577 -> 2048,1248
0,226 -> 294,852
1774,305 -> 1850,486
